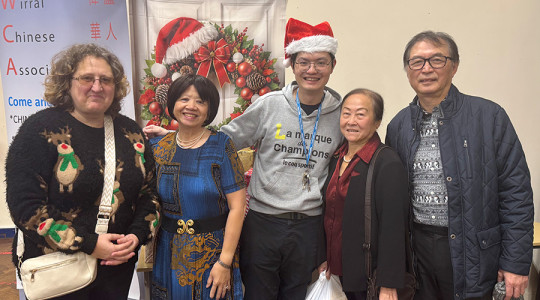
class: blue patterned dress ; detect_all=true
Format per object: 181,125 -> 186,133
150,130 -> 245,300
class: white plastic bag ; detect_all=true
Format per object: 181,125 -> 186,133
305,271 -> 347,300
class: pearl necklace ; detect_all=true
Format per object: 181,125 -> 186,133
343,155 -> 352,163
176,130 -> 205,149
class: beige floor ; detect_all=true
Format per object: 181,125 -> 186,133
0,238 -> 18,300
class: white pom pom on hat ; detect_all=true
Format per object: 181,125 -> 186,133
283,18 -> 338,68
151,17 -> 218,78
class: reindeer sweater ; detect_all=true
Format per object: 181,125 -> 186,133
6,107 -> 159,266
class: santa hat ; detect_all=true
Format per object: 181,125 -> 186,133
283,18 -> 338,68
151,17 -> 218,78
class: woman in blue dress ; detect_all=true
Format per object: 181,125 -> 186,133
149,74 -> 246,300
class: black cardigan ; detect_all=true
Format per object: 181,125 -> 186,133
6,108 -> 160,267
323,144 -> 409,292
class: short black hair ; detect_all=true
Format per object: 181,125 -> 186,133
166,74 -> 219,126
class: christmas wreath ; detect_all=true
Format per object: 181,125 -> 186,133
138,17 -> 281,130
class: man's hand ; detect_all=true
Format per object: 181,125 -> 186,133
498,269 -> 528,300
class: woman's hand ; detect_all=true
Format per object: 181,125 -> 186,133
104,234 -> 139,266
318,261 -> 331,279
142,124 -> 169,140
379,287 -> 398,300
91,233 -> 139,266
206,261 -> 231,299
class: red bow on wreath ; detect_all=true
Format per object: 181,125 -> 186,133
194,38 -> 232,87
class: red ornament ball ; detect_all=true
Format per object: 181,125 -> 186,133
236,77 -> 246,88
258,86 -> 271,96
237,62 -> 252,77
167,119 -> 179,130
240,87 -> 254,100
265,77 -> 271,83
241,49 -> 247,55
226,62 -> 236,73
149,102 -> 162,115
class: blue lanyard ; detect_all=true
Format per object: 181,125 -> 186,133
296,91 -> 322,166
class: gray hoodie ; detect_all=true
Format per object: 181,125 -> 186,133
221,82 -> 343,216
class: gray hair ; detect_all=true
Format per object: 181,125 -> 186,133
403,31 -> 460,68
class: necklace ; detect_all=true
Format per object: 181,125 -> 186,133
343,155 -> 352,163
176,130 -> 205,149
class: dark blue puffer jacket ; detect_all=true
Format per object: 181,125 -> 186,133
385,84 -> 533,299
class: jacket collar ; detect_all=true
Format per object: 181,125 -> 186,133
408,84 -> 463,126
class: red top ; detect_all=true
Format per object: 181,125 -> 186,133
324,133 -> 381,275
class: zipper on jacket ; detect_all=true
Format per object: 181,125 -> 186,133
463,138 -> 472,179
29,256 -> 78,282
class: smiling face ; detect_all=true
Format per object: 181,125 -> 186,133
340,93 -> 381,147
69,56 -> 115,122
292,51 -> 335,94
173,85 -> 209,129
406,40 -> 458,102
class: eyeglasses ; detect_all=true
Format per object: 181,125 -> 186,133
294,60 -> 332,72
407,56 -> 453,70
72,75 -> 115,87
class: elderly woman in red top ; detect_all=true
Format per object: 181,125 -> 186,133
320,88 -> 410,300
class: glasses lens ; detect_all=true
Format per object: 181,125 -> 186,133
409,58 -> 425,70
295,61 -> 309,71
429,57 -> 447,69
99,76 -> 114,86
315,61 -> 330,70
78,75 -> 95,86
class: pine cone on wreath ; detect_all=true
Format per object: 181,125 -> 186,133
246,72 -> 266,91
155,84 -> 169,107
230,71 -> 239,81
179,65 -> 194,76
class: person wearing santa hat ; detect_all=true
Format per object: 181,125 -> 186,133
219,18 -> 342,300
144,17 -> 343,300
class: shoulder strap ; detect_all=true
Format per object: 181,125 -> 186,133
95,115 -> 116,234
364,145 -> 389,280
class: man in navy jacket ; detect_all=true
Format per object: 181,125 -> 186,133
386,31 -> 533,300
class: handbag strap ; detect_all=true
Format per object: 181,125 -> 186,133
95,115 -> 116,234
17,115 -> 116,264
364,145 -> 388,283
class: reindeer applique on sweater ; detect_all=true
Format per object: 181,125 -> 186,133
95,160 -> 125,222
41,126 -> 84,193
123,129 -> 146,177
23,206 -> 83,252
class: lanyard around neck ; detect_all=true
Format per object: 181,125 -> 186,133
296,91 -> 322,166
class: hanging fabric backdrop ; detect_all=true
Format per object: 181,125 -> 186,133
130,0 -> 287,129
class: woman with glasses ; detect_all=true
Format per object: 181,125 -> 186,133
6,43 -> 160,299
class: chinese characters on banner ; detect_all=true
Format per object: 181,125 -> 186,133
0,0 -> 134,142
